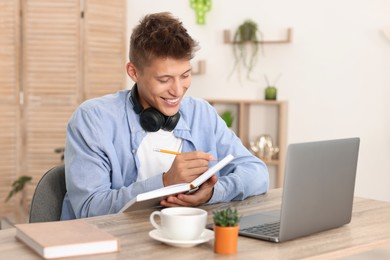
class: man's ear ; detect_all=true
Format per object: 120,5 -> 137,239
126,62 -> 138,82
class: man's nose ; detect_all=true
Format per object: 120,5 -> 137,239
170,79 -> 183,96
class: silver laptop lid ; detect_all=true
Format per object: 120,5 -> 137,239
279,137 -> 360,242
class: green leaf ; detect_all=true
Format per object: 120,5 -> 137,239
221,111 -> 234,128
213,207 -> 240,227
5,176 -> 32,202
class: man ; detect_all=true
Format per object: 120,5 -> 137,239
61,12 -> 269,220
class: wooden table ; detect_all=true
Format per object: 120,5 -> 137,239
1,189 -> 390,259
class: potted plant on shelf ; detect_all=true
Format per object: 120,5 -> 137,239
213,207 -> 241,254
230,19 -> 264,81
264,74 -> 282,100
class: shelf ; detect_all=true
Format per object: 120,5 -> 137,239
207,99 -> 288,188
192,60 -> 206,75
223,27 -> 293,44
207,99 -> 286,105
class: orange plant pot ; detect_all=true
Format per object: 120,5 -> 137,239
214,225 -> 239,255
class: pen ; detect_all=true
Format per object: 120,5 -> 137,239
153,148 -> 181,155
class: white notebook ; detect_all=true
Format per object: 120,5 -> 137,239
119,154 -> 234,212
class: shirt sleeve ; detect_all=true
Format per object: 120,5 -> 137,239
64,106 -> 163,219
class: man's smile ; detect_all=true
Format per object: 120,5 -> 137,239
163,97 -> 180,105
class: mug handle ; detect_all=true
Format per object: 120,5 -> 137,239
150,211 -> 162,230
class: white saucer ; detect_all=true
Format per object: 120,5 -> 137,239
149,229 -> 214,248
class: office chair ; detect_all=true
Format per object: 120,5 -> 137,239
29,164 -> 67,223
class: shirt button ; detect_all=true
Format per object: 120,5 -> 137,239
132,149 -> 136,154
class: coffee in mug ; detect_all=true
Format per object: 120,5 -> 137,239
150,207 -> 207,240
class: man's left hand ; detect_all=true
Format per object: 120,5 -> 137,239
160,175 -> 218,207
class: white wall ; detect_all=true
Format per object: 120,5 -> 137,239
127,0 -> 390,202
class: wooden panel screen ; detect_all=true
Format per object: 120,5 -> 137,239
0,0 -> 126,222
0,0 -> 21,217
21,0 -> 81,200
83,0 -> 127,99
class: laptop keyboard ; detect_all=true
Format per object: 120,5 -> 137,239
241,222 -> 280,237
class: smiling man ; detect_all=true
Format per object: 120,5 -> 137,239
61,12 -> 269,220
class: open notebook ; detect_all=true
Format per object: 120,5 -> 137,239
119,154 -> 234,212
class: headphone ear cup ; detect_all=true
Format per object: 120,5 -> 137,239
162,112 -> 181,131
132,85 -> 180,132
140,108 -> 166,132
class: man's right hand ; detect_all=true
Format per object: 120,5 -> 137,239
162,151 -> 215,186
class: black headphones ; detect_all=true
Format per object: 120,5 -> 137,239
130,84 -> 180,132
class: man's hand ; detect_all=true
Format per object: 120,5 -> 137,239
160,175 -> 218,207
162,151 -> 215,186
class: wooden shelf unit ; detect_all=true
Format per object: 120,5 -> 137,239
207,99 -> 288,188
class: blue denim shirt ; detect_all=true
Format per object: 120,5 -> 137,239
61,90 -> 269,220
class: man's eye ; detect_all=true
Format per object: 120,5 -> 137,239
158,79 -> 169,83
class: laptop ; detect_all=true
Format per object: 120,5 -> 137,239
238,137 -> 360,242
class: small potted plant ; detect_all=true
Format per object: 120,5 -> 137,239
212,207 -> 240,254
264,74 -> 282,100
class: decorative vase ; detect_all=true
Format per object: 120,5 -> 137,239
265,86 -> 277,100
214,225 -> 239,255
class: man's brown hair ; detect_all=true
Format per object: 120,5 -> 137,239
129,12 -> 198,70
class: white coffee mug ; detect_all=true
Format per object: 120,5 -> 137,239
150,207 -> 207,241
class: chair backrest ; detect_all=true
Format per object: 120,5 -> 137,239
29,164 -> 67,223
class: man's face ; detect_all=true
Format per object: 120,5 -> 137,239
127,57 -> 192,117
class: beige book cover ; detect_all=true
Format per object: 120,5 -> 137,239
15,219 -> 120,259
